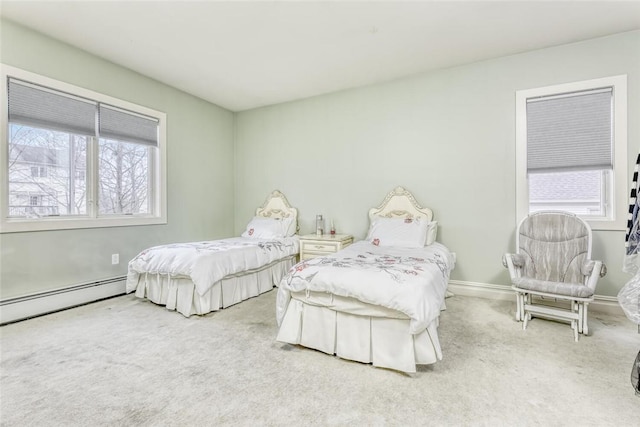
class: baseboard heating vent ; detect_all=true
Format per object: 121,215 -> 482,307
0,276 -> 126,325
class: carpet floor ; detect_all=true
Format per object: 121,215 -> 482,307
1,290 -> 638,426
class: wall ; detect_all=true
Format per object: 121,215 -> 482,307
1,21 -> 637,302
0,19 -> 235,299
235,30 -> 640,298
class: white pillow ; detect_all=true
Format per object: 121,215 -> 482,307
281,216 -> 297,237
426,220 -> 438,245
365,217 -> 429,248
241,216 -> 287,239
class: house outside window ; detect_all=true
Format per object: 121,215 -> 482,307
1,64 -> 167,232
9,128 -> 88,217
516,75 -> 628,230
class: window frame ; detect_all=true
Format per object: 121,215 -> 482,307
1,64 -> 167,233
516,75 -> 627,231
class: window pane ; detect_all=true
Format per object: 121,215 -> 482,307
529,170 -> 604,216
8,123 -> 87,217
98,139 -> 151,215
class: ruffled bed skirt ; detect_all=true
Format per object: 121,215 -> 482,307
130,257 -> 296,317
276,291 -> 442,373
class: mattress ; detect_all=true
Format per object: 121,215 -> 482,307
275,241 -> 454,373
277,241 -> 454,334
127,236 -> 300,296
130,256 -> 296,317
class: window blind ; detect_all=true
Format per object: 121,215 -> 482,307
527,88 -> 613,173
8,79 -> 97,137
8,79 -> 158,146
99,104 -> 158,146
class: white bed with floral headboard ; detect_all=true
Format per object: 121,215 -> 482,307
275,187 -> 455,373
126,190 -> 299,317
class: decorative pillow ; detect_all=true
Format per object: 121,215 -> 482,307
241,216 -> 288,239
365,216 -> 429,248
426,221 -> 438,245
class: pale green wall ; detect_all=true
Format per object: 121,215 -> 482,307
0,19 -> 235,299
235,30 -> 640,298
2,20 -> 638,301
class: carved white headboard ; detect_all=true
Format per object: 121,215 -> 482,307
256,190 -> 298,221
368,186 -> 433,222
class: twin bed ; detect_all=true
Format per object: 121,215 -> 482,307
127,187 -> 455,373
126,190 -> 299,317
276,186 -> 454,373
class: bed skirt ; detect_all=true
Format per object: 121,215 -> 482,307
130,256 -> 296,317
276,291 -> 442,373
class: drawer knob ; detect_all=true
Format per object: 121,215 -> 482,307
314,245 -> 324,249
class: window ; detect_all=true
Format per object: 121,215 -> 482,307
30,166 -> 47,178
98,138 -> 151,215
1,64 -> 166,232
516,76 -> 627,230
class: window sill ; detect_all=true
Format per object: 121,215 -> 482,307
0,215 -> 167,233
586,218 -> 626,232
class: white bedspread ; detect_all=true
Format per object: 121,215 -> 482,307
127,237 -> 299,296
276,241 -> 454,334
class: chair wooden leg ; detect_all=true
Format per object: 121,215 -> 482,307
515,293 -> 521,321
518,293 -> 524,322
583,303 -> 589,336
577,302 -> 584,334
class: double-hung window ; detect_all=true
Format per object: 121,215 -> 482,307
516,75 -> 627,230
1,65 -> 167,232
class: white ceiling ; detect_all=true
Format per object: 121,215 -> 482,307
2,1 -> 640,112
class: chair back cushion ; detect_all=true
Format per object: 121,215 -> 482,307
518,212 -> 590,284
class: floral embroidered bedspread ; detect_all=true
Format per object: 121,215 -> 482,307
276,241 -> 455,334
126,237 -> 299,296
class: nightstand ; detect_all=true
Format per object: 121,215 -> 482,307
299,234 -> 354,260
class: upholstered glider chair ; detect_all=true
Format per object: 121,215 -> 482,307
503,211 -> 607,341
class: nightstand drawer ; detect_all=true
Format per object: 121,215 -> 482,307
298,233 -> 354,260
301,241 -> 341,253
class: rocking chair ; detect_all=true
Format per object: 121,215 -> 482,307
503,211 -> 606,341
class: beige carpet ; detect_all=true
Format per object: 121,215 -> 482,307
1,290 -> 638,426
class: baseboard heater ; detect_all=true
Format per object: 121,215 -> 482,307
0,276 -> 127,325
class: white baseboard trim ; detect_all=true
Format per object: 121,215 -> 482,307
448,280 -> 624,316
0,277 -> 624,324
0,277 -> 126,325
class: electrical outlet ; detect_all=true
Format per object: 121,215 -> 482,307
111,253 -> 119,265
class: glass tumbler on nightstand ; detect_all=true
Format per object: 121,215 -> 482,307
316,214 -> 324,236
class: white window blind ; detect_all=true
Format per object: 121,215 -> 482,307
99,104 -> 158,146
526,87 -> 613,173
8,79 -> 159,147
8,79 -> 97,137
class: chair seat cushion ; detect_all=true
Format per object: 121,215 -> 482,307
512,277 -> 594,298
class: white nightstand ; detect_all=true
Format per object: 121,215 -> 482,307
299,233 -> 354,260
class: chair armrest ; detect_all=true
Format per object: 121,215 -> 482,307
581,260 -> 606,291
581,260 -> 607,278
502,253 -> 525,268
502,253 -> 525,280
